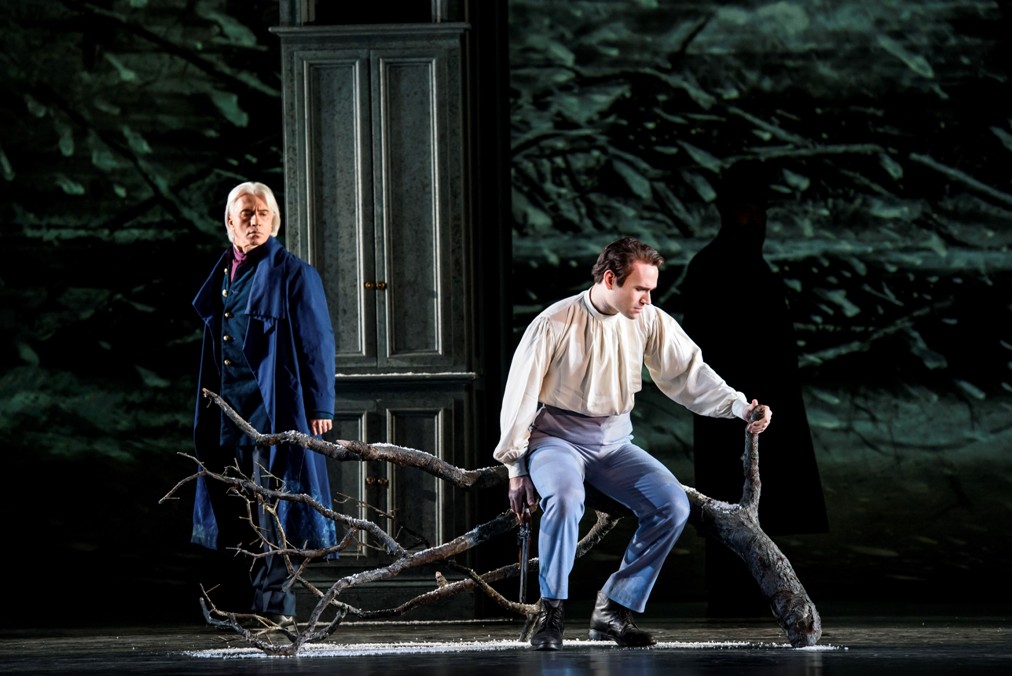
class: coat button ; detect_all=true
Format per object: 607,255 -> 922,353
222,289 -> 228,297
223,335 -> 232,342
223,359 -> 232,367
224,312 -> 233,319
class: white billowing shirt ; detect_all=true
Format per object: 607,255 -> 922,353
494,289 -> 748,477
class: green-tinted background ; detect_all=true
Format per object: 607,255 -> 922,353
1,0 -> 1008,626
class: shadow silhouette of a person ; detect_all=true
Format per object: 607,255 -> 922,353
677,160 -> 828,617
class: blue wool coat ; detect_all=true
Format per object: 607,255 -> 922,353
191,236 -> 337,551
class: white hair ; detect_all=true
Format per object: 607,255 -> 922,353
223,182 -> 281,243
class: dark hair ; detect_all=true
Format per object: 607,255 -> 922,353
591,237 -> 664,286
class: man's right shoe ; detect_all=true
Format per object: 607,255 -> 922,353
588,591 -> 656,647
530,598 -> 565,651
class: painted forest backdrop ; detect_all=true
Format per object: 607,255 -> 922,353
0,0 -> 1009,627
505,0 -> 1011,609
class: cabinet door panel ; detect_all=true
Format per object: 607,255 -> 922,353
326,388 -> 461,564
373,51 -> 452,367
326,407 -> 373,560
384,403 -> 446,548
300,52 -> 377,368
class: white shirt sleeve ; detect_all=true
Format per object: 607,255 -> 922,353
644,308 -> 748,419
492,315 -> 556,477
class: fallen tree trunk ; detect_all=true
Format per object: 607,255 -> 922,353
686,406 -> 821,647
162,389 -> 821,652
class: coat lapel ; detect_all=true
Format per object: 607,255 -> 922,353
245,237 -> 287,322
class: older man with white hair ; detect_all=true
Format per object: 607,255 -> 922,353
190,181 -> 337,626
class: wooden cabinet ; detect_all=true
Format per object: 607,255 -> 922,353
274,6 -> 513,616
275,24 -> 480,570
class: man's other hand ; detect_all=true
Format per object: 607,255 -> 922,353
509,475 -> 538,519
310,419 -> 333,436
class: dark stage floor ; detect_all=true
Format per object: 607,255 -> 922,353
1,603 -> 1009,675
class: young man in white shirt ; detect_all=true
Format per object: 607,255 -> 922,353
495,237 -> 772,650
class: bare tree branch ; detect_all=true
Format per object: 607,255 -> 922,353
175,391 -> 823,653
202,387 -> 507,489
685,406 -> 822,648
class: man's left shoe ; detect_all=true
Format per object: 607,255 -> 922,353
530,598 -> 565,650
588,591 -> 657,647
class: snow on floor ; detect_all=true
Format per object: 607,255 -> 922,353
185,639 -> 845,659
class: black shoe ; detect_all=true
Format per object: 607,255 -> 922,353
588,591 -> 656,647
530,598 -> 565,651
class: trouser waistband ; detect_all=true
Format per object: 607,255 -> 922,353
532,405 -> 633,447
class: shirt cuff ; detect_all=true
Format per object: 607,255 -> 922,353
731,398 -> 748,421
506,457 -> 529,478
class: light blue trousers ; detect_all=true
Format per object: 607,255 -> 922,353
527,407 -> 690,613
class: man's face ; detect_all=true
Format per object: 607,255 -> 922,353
227,193 -> 273,252
607,261 -> 658,319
